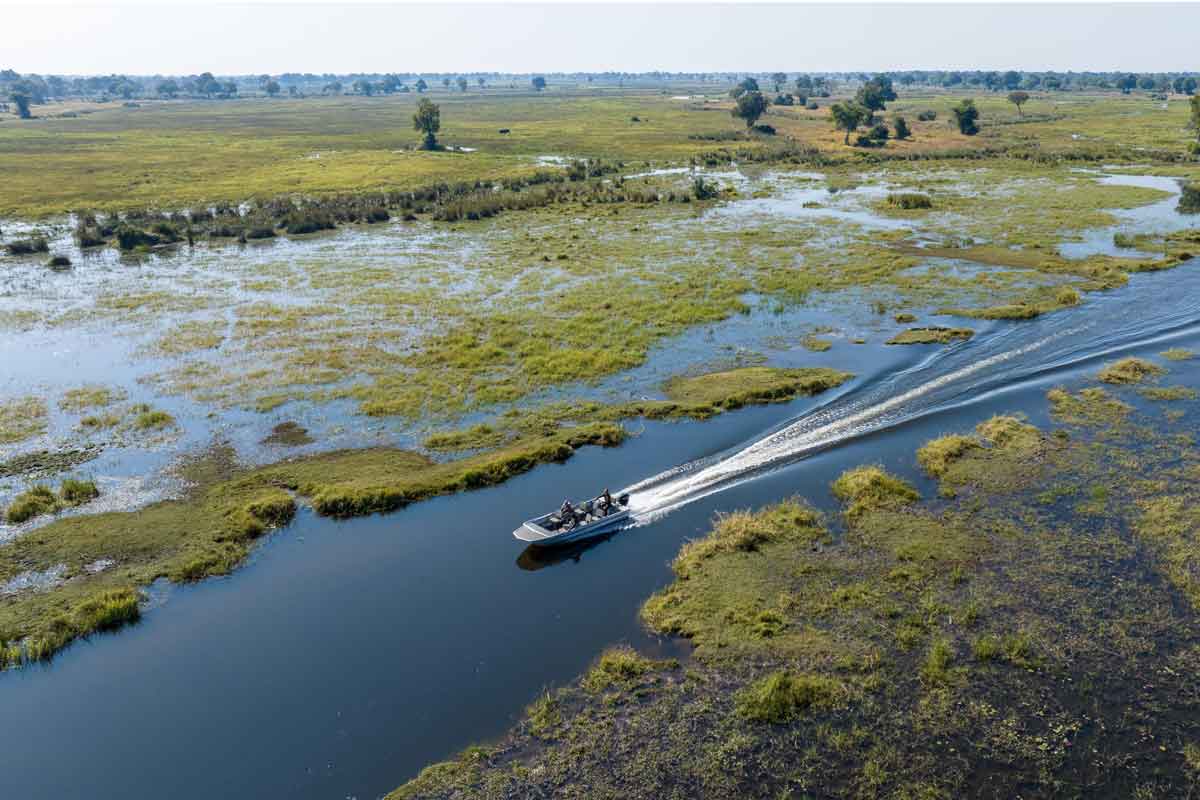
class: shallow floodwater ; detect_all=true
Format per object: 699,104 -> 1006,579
3,259 -> 1200,798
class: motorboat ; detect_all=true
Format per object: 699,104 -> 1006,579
514,492 -> 631,546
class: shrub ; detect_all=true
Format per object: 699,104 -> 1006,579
245,226 -> 277,240
283,213 -> 335,235
917,109 -> 937,121
1180,182 -> 1200,214
364,207 -> 390,223
115,226 -> 160,251
692,176 -> 720,200
892,115 -> 912,140
46,254 -> 72,269
5,237 -> 49,255
752,123 -> 777,135
736,671 -> 841,722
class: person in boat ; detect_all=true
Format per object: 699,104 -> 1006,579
559,499 -> 575,527
597,488 -> 613,516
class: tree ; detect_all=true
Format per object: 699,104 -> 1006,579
794,75 -> 813,95
855,75 -> 896,112
415,78 -> 428,93
353,79 -> 374,96
1138,76 -> 1156,91
951,98 -> 980,135
892,115 -> 911,140
265,80 -> 281,97
1116,74 -> 1138,94
1190,95 -> 1200,141
1002,70 -> 1022,91
156,79 -> 179,99
771,72 -> 787,92
731,91 -> 768,128
9,89 -> 31,119
324,81 -> 343,95
477,78 -> 486,89
730,76 -> 760,98
196,72 -> 221,98
531,76 -> 547,92
1173,76 -> 1197,95
442,77 -> 451,89
456,76 -> 468,92
830,101 -> 868,144
1007,91 -> 1030,116
413,97 -> 441,150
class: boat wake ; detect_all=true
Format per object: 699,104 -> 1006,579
622,268 -> 1200,523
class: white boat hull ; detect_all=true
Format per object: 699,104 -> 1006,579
514,506 -> 630,546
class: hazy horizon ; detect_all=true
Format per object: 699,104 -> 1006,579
5,2 -> 1200,76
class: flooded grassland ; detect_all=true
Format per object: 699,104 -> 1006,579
0,153 -> 1198,666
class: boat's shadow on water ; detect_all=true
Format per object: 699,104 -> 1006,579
515,532 -> 619,571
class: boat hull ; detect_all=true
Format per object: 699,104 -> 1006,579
514,509 -> 630,547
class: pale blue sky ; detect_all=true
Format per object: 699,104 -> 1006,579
5,2 -> 1199,75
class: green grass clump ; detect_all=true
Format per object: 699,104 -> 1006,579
73,588 -> 141,633
1097,357 -> 1166,385
0,396 -> 49,445
894,312 -> 918,323
59,385 -> 125,412
1161,348 -> 1195,361
886,192 -> 934,210
975,415 -> 1040,449
5,478 -> 101,523
1139,386 -> 1198,401
423,424 -> 508,452
60,478 -> 100,505
663,367 -> 852,410
831,466 -> 920,520
5,485 -> 61,523
916,434 -> 982,477
735,670 -> 842,722
524,690 -> 561,737
134,408 -> 175,429
1047,387 -> 1132,426
886,326 -> 974,345
919,638 -> 956,686
672,501 -> 825,575
581,645 -> 672,693
801,334 -> 833,352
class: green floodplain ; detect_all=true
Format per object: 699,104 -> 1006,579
2,74 -> 1200,795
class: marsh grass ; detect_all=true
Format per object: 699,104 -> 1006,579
581,645 -> 674,693
886,326 -> 974,345
1161,348 -> 1195,361
831,466 -> 920,520
0,396 -> 48,445
4,485 -> 60,524
133,407 -> 175,429
886,192 -> 934,210
1097,357 -> 1167,385
736,670 -> 842,722
916,434 -> 982,477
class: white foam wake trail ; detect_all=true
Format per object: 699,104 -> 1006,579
626,329 -> 1065,520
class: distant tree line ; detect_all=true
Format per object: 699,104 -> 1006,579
2,66 -> 1198,118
